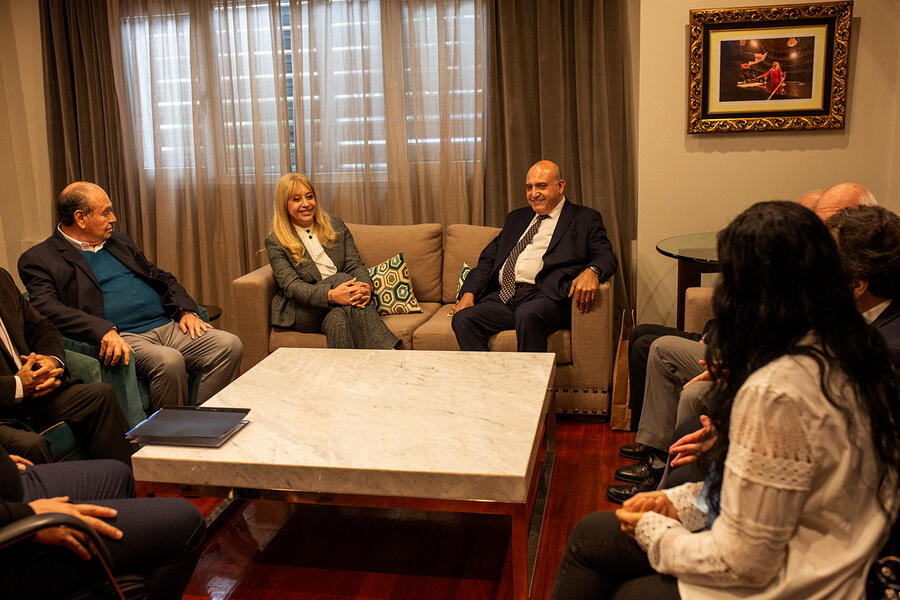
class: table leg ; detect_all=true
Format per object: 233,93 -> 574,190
511,504 -> 529,600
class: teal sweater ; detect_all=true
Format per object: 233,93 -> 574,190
79,249 -> 170,333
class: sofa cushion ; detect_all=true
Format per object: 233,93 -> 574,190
442,224 -> 501,304
269,327 -> 328,351
412,304 -> 573,363
347,223 -> 443,303
455,262 -> 472,302
368,253 -> 423,315
382,302 -> 441,349
269,303 -> 442,351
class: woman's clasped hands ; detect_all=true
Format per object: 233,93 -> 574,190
329,277 -> 372,308
615,491 -> 679,539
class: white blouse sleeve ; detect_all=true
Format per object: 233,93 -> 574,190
634,383 -> 814,588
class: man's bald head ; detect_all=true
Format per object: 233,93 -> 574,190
525,160 -> 566,215
797,189 -> 824,210
57,182 -> 105,226
814,183 -> 876,221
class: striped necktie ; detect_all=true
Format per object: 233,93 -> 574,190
499,214 -> 550,304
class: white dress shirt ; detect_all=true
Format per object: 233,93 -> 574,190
59,225 -> 105,252
295,225 -> 338,278
862,298 -> 891,324
498,197 -> 566,286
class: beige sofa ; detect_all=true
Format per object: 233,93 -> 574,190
231,222 -> 615,415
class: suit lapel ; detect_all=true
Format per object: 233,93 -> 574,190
294,231 -> 323,282
0,278 -> 25,372
51,230 -> 101,291
103,235 -> 147,275
873,299 -> 900,330
546,199 -> 575,255
496,211 -> 532,267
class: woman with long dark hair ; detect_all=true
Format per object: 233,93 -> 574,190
551,201 -> 900,599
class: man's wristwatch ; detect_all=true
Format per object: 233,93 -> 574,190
588,265 -> 602,277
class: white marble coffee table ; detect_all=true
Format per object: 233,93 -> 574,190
132,348 -> 556,599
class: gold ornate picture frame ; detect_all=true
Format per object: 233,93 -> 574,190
688,1 -> 852,134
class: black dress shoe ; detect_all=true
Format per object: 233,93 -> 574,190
614,454 -> 665,483
606,473 -> 661,504
619,442 -> 653,460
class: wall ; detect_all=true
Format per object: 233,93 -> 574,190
636,0 -> 900,326
0,0 -> 52,287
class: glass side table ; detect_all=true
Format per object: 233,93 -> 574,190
656,232 -> 719,330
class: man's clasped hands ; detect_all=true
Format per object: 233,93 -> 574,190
15,353 -> 64,398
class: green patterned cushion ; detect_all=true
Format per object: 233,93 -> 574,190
368,253 -> 423,315
456,262 -> 472,301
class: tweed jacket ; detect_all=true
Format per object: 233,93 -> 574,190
266,217 -> 374,328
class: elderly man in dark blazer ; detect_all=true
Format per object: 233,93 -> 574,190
18,182 -> 243,411
452,160 -> 617,352
0,268 -> 131,464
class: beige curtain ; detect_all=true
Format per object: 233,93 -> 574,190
484,0 -> 635,311
105,0 -> 484,323
285,0 -> 483,225
110,0 -> 292,324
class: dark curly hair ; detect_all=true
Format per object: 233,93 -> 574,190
826,206 -> 900,301
701,201 -> 899,515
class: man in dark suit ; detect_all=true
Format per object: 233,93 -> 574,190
452,160 -> 617,352
827,205 -> 900,362
18,182 -> 243,411
0,268 -> 132,464
0,444 -> 205,597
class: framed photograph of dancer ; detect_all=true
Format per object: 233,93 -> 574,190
687,1 -> 852,134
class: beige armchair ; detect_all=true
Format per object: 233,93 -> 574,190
684,286 -> 715,334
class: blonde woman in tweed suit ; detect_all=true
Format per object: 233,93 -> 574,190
266,173 -> 399,349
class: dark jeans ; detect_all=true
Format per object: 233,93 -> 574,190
2,459 -> 206,600
551,511 -> 680,599
452,286 -> 569,352
628,325 -> 700,430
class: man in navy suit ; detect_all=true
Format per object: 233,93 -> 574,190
452,160 -> 617,352
18,182 -> 243,411
0,268 -> 132,465
827,205 -> 900,363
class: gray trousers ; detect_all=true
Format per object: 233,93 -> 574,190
634,336 -> 707,452
122,320 -> 243,409
293,272 -> 399,350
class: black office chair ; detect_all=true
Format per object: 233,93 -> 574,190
0,512 -> 148,599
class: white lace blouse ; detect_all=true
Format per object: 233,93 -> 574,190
634,349 -> 896,599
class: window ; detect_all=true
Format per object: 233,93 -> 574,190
118,0 -> 483,181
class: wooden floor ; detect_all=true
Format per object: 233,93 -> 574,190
139,419 -> 635,600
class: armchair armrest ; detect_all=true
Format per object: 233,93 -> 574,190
684,287 -> 715,334
0,513 -> 113,567
62,338 -> 145,428
569,279 -> 614,393
64,349 -> 101,385
231,264 -> 277,371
